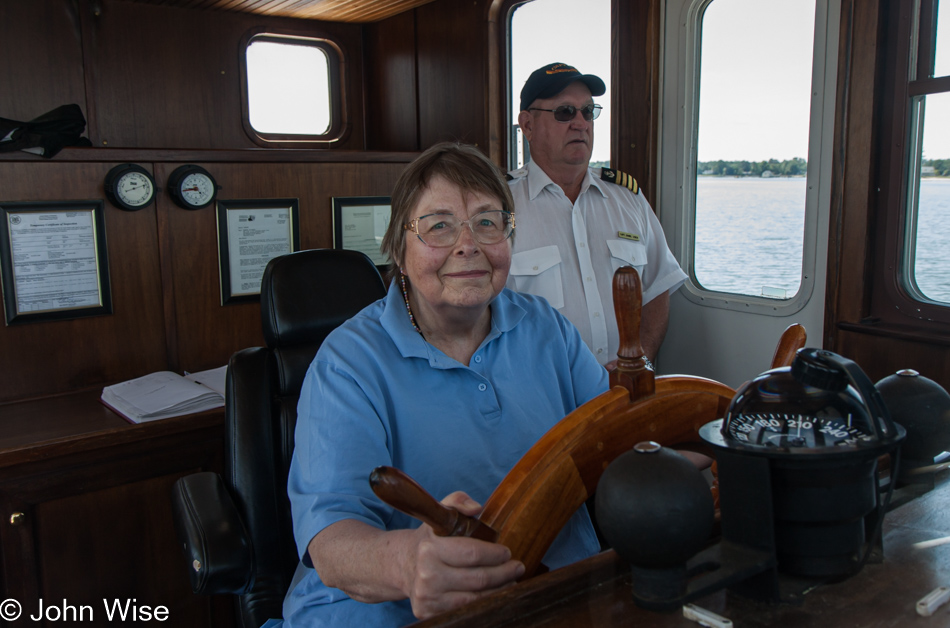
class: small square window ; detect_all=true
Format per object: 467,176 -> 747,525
243,34 -> 342,144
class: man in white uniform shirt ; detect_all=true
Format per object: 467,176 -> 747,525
507,62 -> 687,368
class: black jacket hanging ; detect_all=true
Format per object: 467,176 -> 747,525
0,103 -> 92,158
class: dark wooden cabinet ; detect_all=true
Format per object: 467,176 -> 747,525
0,391 -> 233,627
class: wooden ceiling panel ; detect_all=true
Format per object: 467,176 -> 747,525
114,0 -> 436,22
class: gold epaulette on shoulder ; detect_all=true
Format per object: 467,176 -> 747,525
600,168 -> 639,194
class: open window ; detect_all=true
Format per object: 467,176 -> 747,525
241,32 -> 345,146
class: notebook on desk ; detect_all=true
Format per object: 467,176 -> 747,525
100,366 -> 227,424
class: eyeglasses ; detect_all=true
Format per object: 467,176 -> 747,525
528,104 -> 602,122
404,210 -> 515,247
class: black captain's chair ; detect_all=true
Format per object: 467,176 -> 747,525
171,249 -> 387,628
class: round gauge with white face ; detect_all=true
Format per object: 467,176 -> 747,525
104,164 -> 156,211
168,164 -> 218,210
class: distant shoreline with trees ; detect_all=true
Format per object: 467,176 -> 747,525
921,159 -> 950,176
589,158 -> 949,177
697,158 -> 950,177
698,158 -> 806,177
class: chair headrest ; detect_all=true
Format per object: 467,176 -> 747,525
260,249 -> 387,349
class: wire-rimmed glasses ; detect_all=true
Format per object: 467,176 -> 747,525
404,210 -> 515,247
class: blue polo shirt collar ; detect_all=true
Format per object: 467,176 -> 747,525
379,282 -> 525,367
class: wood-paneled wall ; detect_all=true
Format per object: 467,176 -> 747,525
364,0 -> 493,152
0,0 -> 431,403
0,156 -> 408,403
156,160 -> 408,373
364,10 -> 420,151
0,162 -> 167,400
0,0 -> 366,151
612,0 -> 662,207
0,1 -> 87,126
825,0 -> 950,390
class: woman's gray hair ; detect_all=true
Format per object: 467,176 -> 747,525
380,142 -> 514,280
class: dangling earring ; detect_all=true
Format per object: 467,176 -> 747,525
399,269 -> 422,335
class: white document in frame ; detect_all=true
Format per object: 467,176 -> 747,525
227,207 -> 293,295
342,204 -> 390,265
8,210 -> 101,312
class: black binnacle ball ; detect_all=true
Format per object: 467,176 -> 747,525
595,441 -> 715,569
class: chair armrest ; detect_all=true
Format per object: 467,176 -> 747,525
171,471 -> 254,594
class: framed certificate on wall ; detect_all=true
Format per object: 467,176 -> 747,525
0,200 -> 113,325
331,196 -> 391,268
216,198 -> 299,304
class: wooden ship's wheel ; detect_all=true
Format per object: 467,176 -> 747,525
371,266 -> 806,579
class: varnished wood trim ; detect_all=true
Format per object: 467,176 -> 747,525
824,0 -> 881,350
612,0 -> 662,206
112,0 -> 440,23
485,0 -> 502,165
0,147 -> 418,163
0,408 -> 224,470
907,75 -> 950,96
154,163 -> 181,372
78,0 -> 101,146
410,550 -> 625,628
837,320 -> 950,347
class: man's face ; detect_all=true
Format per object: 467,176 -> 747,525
519,81 -> 595,172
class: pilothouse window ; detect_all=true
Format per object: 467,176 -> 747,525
693,0 -> 817,300
508,0 -> 611,171
908,92 -> 950,303
242,34 -> 342,144
905,3 -> 950,304
935,1 -> 950,78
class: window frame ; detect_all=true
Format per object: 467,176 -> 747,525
660,0 -> 836,316
239,29 -> 347,148
503,0 -> 529,172
871,0 -> 950,328
502,0 -> 613,172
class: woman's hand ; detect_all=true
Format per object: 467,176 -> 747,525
402,492 -> 525,619
309,492 -> 524,620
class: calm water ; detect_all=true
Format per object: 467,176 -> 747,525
694,177 -> 950,303
695,177 -> 806,298
916,179 -> 950,302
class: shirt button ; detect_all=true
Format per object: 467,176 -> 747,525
586,276 -> 592,281
597,348 -> 603,354
594,312 -> 600,318
478,383 -> 487,392
532,265 -> 539,271
474,356 -> 482,363
580,242 -> 586,248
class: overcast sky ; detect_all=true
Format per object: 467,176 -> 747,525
512,0 -> 950,162
510,0 -> 612,162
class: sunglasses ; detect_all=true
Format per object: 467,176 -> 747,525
528,104 -> 602,122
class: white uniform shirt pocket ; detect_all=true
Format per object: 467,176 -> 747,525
509,245 -> 565,309
607,239 -> 649,276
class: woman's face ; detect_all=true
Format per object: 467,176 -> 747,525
401,175 -> 512,323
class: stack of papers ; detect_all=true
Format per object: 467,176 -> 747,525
101,366 -> 227,424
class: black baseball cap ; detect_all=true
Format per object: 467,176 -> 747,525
519,62 -> 606,112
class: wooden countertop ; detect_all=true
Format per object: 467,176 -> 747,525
0,388 -> 224,469
414,473 -> 950,627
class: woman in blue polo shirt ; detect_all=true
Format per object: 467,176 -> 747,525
282,142 -> 608,627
